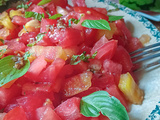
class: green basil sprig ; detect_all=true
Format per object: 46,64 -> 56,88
37,0 -> 51,6
80,91 -> 129,120
108,15 -> 123,21
25,11 -> 44,21
0,39 -> 4,44
81,19 -> 111,30
49,14 -> 63,19
0,55 -> 30,87
16,2 -> 32,10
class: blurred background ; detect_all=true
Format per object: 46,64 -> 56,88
0,0 -> 159,30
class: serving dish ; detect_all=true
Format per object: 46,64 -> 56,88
68,0 -> 160,119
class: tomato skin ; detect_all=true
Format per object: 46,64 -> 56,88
0,84 -> 21,110
16,92 -> 54,120
74,7 -> 109,21
105,85 -> 129,112
112,46 -> 133,73
36,106 -> 62,120
103,59 -> 122,85
72,0 -> 87,7
3,106 -> 28,120
32,6 -> 48,18
49,28 -> 84,48
91,36 -> 118,60
12,16 -> 32,26
38,58 -> 65,83
55,97 -> 81,120
25,56 -> 47,81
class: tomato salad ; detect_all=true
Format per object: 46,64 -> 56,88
0,0 -> 144,120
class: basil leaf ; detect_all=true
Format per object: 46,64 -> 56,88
49,14 -> 63,19
91,51 -> 97,59
108,15 -> 123,21
37,0 -> 51,6
0,55 -> 30,87
27,33 -> 46,47
23,51 -> 32,60
0,39 -> 4,44
81,19 -> 111,30
25,11 -> 44,21
16,2 -> 32,10
80,91 -> 129,120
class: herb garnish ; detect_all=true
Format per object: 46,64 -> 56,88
0,39 -> 4,44
0,55 -> 30,87
37,0 -> 51,6
80,91 -> 129,120
27,32 -> 46,47
49,14 -> 63,19
70,51 -> 97,65
16,2 -> 32,10
108,15 -> 123,21
81,19 -> 111,30
25,11 -> 44,21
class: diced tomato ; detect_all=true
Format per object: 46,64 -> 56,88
74,7 -> 109,21
22,82 -> 52,95
55,97 -> 81,120
32,5 -> 48,18
3,106 -> 28,120
38,58 -> 65,83
72,0 -> 87,7
40,18 -> 57,33
91,36 -> 118,60
92,73 -> 115,89
63,71 -> 92,97
52,0 -> 68,8
93,8 -> 108,15
28,0 -> 41,4
103,59 -> 122,84
12,16 -> 32,26
112,46 -> 133,73
25,56 -> 47,81
45,2 -> 57,16
72,61 -> 88,75
36,106 -> 62,120
0,84 -> 21,109
49,27 -> 84,48
4,99 -> 19,113
105,85 -> 129,112
16,92 -> 54,120
19,32 -> 38,45
28,46 -> 67,61
6,39 -> 26,54
125,37 -> 143,53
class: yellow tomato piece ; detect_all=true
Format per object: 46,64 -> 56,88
0,12 -> 16,30
18,20 -> 40,36
96,22 -> 117,40
118,72 -> 144,104
9,9 -> 24,18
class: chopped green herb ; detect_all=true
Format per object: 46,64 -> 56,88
16,2 -> 32,10
23,25 -> 28,33
107,8 -> 120,12
27,32 -> 46,47
81,19 -> 111,30
0,55 -> 30,87
108,15 -> 123,21
80,91 -> 129,120
23,51 -> 32,60
0,39 -> 4,44
70,51 -> 97,65
49,14 -> 63,19
25,11 -> 44,21
46,11 -> 51,17
37,0 -> 51,6
68,15 -> 82,26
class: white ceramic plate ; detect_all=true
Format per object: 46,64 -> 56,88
68,0 -> 160,120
